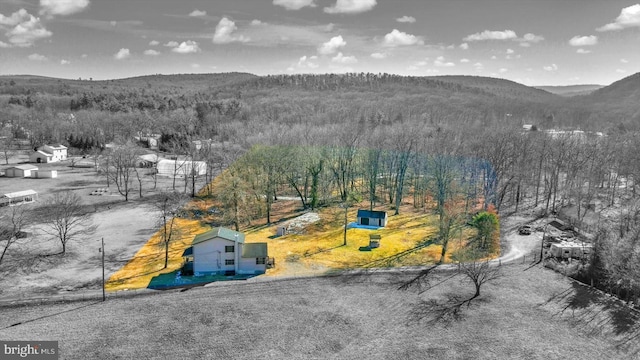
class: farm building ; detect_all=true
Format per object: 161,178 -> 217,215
549,241 -> 593,259
4,164 -> 38,178
0,190 -> 38,207
33,170 -> 58,178
186,227 -> 269,275
548,219 -> 574,232
156,159 -> 206,177
357,210 -> 388,227
136,154 -> 160,168
30,144 -> 67,163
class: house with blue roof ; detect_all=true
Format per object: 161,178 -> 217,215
184,227 -> 270,276
357,209 -> 388,227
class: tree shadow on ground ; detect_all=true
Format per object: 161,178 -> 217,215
543,281 -> 640,356
407,291 -> 490,327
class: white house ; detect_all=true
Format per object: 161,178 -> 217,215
189,227 -> 268,275
357,209 -> 388,227
4,164 -> 38,178
30,144 -> 68,163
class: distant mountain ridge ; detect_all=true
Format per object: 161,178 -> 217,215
1,71 -> 639,132
535,84 -> 604,97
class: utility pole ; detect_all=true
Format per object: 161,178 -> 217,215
100,237 -> 105,301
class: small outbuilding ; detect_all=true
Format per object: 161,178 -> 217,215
4,164 -> 38,178
357,209 -> 388,227
0,189 -> 38,207
33,170 -> 58,178
369,234 -> 381,248
549,241 -> 592,259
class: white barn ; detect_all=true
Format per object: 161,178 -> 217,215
189,227 -> 268,275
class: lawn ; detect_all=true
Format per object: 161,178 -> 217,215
105,196 -> 477,290
1,264 -> 635,359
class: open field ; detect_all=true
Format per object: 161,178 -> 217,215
1,264 -> 637,359
0,151 -> 207,298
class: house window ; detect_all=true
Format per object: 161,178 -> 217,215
256,257 -> 266,265
225,245 -> 234,253
225,259 -> 235,266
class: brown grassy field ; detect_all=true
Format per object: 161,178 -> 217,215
1,263 -> 637,359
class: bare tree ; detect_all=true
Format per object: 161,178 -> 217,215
38,192 -> 95,254
105,143 -> 141,201
452,248 -> 502,300
153,191 -> 186,269
0,205 -> 29,267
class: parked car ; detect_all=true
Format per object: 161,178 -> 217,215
518,225 -> 532,235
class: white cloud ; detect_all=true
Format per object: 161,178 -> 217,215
191,63 -> 200,68
522,33 -> 544,42
144,49 -> 160,56
114,48 -> 130,60
189,9 -> 206,17
499,68 -> 508,73
213,17 -> 249,44
251,19 -> 264,26
576,48 -> 591,54
81,53 -> 87,58
543,63 -> 558,71
621,58 -> 629,63
324,0 -> 377,14
597,4 -> 640,31
616,69 -> 626,73
318,35 -> 346,54
60,59 -> 70,65
331,52 -> 357,64
149,40 -> 159,46
434,56 -> 455,67
0,40 -> 9,48
517,33 -> 545,47
323,23 -> 335,32
506,48 -> 514,54
27,53 -> 47,61
1,9 -> 52,47
396,16 -> 416,23
273,0 -> 316,10
459,42 -> 469,50
370,52 -> 387,59
383,29 -> 424,46
569,35 -> 598,46
460,58 -> 470,63
172,40 -> 200,54
39,0 -> 90,16
164,41 -> 179,47
298,55 -> 319,68
0,8 -> 30,26
110,20 -> 116,26
490,55 -> 497,60
463,29 -> 517,41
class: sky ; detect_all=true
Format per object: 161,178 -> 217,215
0,0 -> 639,86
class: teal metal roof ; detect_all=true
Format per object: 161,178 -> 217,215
242,243 -> 268,258
192,227 -> 245,245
